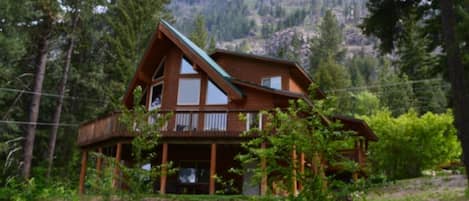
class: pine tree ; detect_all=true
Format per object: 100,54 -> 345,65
189,14 -> 208,49
103,0 -> 172,108
377,59 -> 415,116
309,10 -> 345,74
396,14 -> 447,114
313,56 -> 351,92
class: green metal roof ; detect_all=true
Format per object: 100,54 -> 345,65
160,20 -> 243,97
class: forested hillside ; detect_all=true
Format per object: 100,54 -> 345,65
168,0 -> 373,66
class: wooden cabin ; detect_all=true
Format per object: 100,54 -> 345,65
76,20 -> 378,195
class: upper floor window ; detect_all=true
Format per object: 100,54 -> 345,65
149,83 -> 163,110
177,78 -> 201,105
261,76 -> 282,90
206,80 -> 228,105
180,57 -> 197,74
246,113 -> 262,130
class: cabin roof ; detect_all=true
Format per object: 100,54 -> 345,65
210,49 -> 326,99
332,116 -> 379,141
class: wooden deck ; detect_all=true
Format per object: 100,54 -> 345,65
77,111 -> 249,147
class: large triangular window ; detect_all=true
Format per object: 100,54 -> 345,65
180,57 -> 198,74
206,80 -> 228,105
153,57 -> 166,80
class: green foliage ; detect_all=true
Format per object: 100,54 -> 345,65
346,53 -> 380,87
361,110 -> 461,180
0,177 -> 78,201
189,14 -> 209,49
118,86 -> 173,196
238,88 -> 357,200
314,56 -> 351,92
103,0 -> 172,109
309,10 -> 346,72
376,60 -> 416,117
349,91 -> 381,116
204,1 -> 255,41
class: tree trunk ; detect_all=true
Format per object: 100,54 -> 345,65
439,0 -> 469,182
46,14 -> 78,178
23,29 -> 51,179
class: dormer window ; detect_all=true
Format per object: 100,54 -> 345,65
261,76 -> 282,90
180,57 -> 197,74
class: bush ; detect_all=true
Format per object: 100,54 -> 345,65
360,109 -> 461,180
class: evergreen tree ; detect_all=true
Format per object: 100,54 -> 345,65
309,10 -> 345,74
346,53 -> 379,86
103,0 -> 172,109
189,14 -> 208,49
313,56 -> 351,92
396,14 -> 447,114
377,59 -> 415,116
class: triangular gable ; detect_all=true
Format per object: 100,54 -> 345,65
159,20 -> 243,98
123,20 -> 243,107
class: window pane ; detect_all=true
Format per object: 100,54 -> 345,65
261,78 -> 270,87
204,113 -> 227,131
206,80 -> 228,105
246,113 -> 259,130
175,113 -> 198,131
177,79 -> 200,105
153,60 -> 165,80
261,76 -> 282,90
270,76 -> 281,89
149,84 -> 163,110
180,57 -> 197,74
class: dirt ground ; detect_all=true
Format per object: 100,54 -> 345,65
366,174 -> 468,201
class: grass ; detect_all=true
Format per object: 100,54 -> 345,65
81,175 -> 468,201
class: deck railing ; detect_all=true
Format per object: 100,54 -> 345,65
77,110 -> 256,147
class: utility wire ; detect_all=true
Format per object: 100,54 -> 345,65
326,78 -> 444,93
0,87 -> 106,103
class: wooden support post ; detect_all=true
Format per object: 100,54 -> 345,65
311,153 -> 319,175
352,172 -> 359,182
291,146 -> 298,196
365,140 -> 369,152
260,142 -> 267,196
79,151 -> 88,195
298,152 -> 305,191
209,143 -> 217,195
160,143 -> 168,194
113,143 -> 122,189
96,148 -> 103,176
